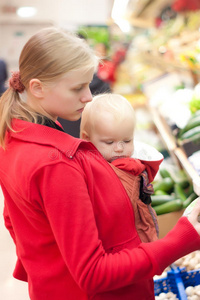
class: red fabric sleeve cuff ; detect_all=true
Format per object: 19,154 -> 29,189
140,216 -> 200,274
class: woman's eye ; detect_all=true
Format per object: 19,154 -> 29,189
74,86 -> 83,91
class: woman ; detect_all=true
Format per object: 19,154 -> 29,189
0,27 -> 200,300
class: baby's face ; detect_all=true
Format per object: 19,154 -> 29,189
89,113 -> 134,162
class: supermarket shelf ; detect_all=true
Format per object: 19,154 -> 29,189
142,52 -> 200,85
149,107 -> 177,151
174,147 -> 200,182
143,52 -> 200,74
149,106 -> 200,183
149,106 -> 180,165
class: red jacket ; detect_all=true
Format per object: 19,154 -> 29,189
0,119 -> 200,300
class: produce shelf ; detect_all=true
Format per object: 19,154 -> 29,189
174,147 -> 200,183
149,106 -> 200,190
149,107 -> 177,152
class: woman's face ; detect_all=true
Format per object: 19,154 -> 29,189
40,67 -> 94,121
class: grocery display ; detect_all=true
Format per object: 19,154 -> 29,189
175,251 -> 200,271
1,1 -> 200,299
152,167 -> 198,215
154,264 -> 200,300
110,1 -> 200,297
154,251 -> 200,299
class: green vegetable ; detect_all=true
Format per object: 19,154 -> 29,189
153,177 -> 174,194
177,179 -> 190,189
153,199 -> 183,215
151,195 -> 176,207
159,168 -> 189,189
154,190 -> 169,196
174,169 -> 190,188
185,183 -> 194,197
178,114 -> 200,137
159,168 -> 172,179
174,183 -> 187,202
179,125 -> 200,143
183,192 -> 198,209
190,97 -> 200,113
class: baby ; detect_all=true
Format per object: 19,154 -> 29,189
80,93 -> 164,242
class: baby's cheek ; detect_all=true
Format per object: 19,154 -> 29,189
129,145 -> 134,156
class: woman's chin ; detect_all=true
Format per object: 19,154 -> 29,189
59,115 -> 81,122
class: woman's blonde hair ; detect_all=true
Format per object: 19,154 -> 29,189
80,93 -> 136,138
0,27 -> 97,148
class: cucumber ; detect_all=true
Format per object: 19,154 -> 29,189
178,114 -> 200,137
159,168 -> 189,189
153,199 -> 183,215
153,177 -> 174,194
159,169 -> 172,179
176,179 -> 190,189
174,183 -> 187,202
183,192 -> 198,209
174,169 -> 190,188
179,125 -> 200,142
185,183 -> 194,197
154,190 -> 169,196
151,195 -> 176,207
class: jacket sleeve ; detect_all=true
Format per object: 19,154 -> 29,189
31,162 -> 200,295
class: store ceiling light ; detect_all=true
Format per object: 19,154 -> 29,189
17,6 -> 37,18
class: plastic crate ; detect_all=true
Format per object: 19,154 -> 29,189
154,264 -> 200,299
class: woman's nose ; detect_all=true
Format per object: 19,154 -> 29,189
80,87 -> 93,103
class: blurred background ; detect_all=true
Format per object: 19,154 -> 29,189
1,0 -> 200,299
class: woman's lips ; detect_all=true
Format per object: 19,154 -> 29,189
77,107 -> 84,113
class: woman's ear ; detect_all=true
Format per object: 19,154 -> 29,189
29,79 -> 44,98
80,130 -> 90,141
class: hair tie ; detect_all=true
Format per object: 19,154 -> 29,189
9,71 -> 25,93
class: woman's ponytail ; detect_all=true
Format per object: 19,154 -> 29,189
0,86 -> 21,149
0,71 -> 29,149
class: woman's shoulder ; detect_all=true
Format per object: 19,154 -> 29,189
8,118 -> 98,165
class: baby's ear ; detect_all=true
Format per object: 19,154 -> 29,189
81,130 -> 90,141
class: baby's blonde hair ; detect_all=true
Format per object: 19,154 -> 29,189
80,93 -> 136,138
0,27 -> 98,148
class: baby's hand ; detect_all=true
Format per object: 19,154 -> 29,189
187,197 -> 200,235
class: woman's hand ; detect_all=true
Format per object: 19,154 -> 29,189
187,197 -> 200,235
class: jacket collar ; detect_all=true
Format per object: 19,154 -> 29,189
8,119 -> 96,158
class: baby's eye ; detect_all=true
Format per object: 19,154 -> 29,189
124,140 -> 131,143
105,141 -> 113,145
